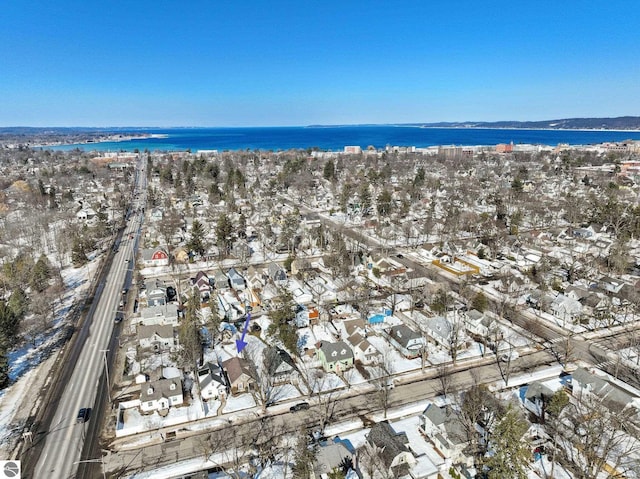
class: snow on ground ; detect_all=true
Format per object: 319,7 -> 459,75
311,324 -> 336,343
530,455 -> 573,479
223,394 -> 257,414
269,383 -> 301,404
366,335 -> 422,373
0,257 -> 102,456
308,372 -> 346,394
119,396 -> 221,437
343,367 -> 368,386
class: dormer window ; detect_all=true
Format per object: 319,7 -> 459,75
147,387 -> 154,395
332,351 -> 337,357
341,349 -> 346,355
170,383 -> 176,390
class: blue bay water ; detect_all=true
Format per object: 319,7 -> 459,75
51,126 -> 640,152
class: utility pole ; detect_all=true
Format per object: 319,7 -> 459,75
100,349 -> 111,402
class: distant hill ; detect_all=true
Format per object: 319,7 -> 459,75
412,116 -> 640,131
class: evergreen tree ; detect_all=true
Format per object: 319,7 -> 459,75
485,406 -> 531,479
471,292 -> 488,312
323,159 -> 336,181
376,189 -> 393,216
31,254 -> 52,293
0,339 -> 9,390
178,288 -> 202,371
187,219 -> 207,257
215,213 -> 234,255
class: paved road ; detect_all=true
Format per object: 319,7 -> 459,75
105,348 -> 556,477
28,162 -> 145,479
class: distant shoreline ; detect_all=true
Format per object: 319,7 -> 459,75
31,133 -> 168,148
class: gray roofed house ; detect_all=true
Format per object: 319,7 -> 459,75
214,270 -> 230,290
264,347 -> 298,385
144,279 -> 167,307
140,303 -> 179,326
317,340 -> 354,373
572,367 -> 639,412
198,362 -> 227,401
463,309 -> 496,338
424,316 -> 453,347
523,380 -> 561,418
267,262 -> 288,285
364,421 -> 416,478
419,402 -> 471,465
227,267 -> 246,290
385,324 -> 425,358
312,440 -> 355,479
140,378 -> 183,413
137,324 -> 177,351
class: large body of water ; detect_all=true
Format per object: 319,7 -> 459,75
52,126 -> 640,152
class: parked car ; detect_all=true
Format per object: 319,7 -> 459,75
500,351 -> 520,362
76,407 -> 90,424
290,402 -> 310,412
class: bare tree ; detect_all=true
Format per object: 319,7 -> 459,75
372,346 -> 395,418
547,392 -> 640,479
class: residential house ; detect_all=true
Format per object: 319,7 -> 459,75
361,422 -> 416,478
149,207 -> 164,222
522,379 -> 564,418
245,266 -> 265,290
76,207 -> 97,224
221,357 -> 255,395
311,439 -> 356,479
385,324 -> 425,359
141,247 -> 170,267
264,347 -> 298,386
140,378 -> 184,413
599,276 -> 626,296
316,341 -> 354,373
419,402 -> 471,465
232,241 -> 252,261
167,247 -> 187,265
139,303 -> 179,327
549,294 -> 583,325
214,270 -> 230,290
191,271 -> 212,300
144,279 -> 168,307
197,362 -> 227,401
227,267 -> 246,290
346,332 -> 380,365
137,324 -> 177,351
463,309 -> 497,338
267,262 -> 288,286
571,367 -> 639,412
424,316 -> 454,347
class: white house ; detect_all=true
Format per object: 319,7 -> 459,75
141,247 -> 170,267
419,402 -> 472,466
139,304 -> 179,326
140,378 -> 184,413
385,324 -> 425,359
137,324 -> 177,351
197,362 -> 227,401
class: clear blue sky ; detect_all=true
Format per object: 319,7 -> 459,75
2,1 -> 639,126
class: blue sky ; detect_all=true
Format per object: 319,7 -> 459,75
1,1 -> 639,126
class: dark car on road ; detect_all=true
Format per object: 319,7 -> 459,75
76,407 -> 90,424
290,402 -> 310,412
